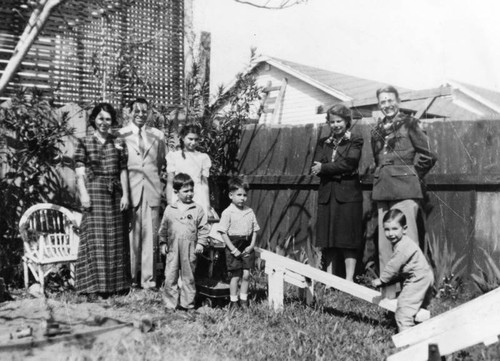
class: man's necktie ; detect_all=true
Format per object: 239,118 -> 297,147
138,128 -> 145,155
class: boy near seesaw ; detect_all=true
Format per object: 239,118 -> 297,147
372,208 -> 434,332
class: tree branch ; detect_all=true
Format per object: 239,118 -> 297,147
0,0 -> 68,96
233,0 -> 307,10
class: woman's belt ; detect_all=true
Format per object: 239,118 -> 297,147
324,171 -> 359,181
378,158 -> 414,166
89,174 -> 121,194
229,235 -> 251,242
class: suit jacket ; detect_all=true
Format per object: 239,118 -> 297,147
314,132 -> 363,203
118,124 -> 166,208
371,113 -> 437,201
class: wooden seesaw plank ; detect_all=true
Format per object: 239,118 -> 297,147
392,286 -> 500,348
388,311 -> 500,361
258,248 -> 398,312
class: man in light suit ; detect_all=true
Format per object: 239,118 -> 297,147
118,98 -> 166,289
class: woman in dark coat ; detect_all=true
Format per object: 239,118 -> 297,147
74,103 -> 130,295
311,104 -> 363,282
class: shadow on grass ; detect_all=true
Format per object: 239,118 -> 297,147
321,305 -> 391,328
251,288 -> 268,304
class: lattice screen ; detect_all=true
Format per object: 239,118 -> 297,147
0,0 -> 184,107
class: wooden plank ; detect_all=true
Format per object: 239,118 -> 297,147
388,314 -> 500,361
474,192 -> 500,257
267,188 -> 291,248
258,248 -> 398,312
249,189 -> 272,249
267,126 -> 287,175
265,96 -> 278,104
263,85 -> 281,92
392,286 -> 500,348
425,190 -> 476,276
414,96 -> 437,119
271,78 -> 287,124
284,272 -> 307,288
289,124 -> 317,175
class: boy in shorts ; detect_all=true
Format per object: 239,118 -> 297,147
217,177 -> 260,308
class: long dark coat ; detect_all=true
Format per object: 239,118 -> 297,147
314,132 -> 363,249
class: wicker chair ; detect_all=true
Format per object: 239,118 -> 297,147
18,203 -> 80,294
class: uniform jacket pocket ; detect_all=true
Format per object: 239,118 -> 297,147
372,165 -> 423,201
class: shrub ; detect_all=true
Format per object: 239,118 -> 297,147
471,248 -> 500,293
0,88 -> 74,284
183,49 -> 262,177
426,232 -> 465,299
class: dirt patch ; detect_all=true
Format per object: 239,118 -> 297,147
0,297 -> 150,361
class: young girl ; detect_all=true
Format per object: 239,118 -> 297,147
166,123 -> 212,215
217,177 -> 260,309
372,209 -> 434,332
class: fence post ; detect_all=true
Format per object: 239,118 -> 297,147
268,268 -> 284,311
428,343 -> 444,361
305,278 -> 314,305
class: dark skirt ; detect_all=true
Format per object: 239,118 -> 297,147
316,192 -> 363,250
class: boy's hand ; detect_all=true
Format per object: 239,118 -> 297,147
242,246 -> 254,255
195,244 -> 204,254
160,243 -> 168,255
371,278 -> 382,288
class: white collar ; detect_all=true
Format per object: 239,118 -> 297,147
93,131 -> 108,144
227,203 -> 251,214
172,200 -> 196,211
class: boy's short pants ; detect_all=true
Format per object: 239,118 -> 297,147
225,235 -> 255,278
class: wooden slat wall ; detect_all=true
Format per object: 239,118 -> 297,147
235,119 -> 500,275
0,0 -> 183,107
255,66 -> 337,125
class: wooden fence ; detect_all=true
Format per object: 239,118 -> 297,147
235,118 -> 500,277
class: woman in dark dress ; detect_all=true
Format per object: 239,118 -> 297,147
74,103 -> 130,295
311,104 -> 363,282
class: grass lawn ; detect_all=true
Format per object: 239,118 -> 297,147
2,272 -> 500,361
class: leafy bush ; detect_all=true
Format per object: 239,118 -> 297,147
426,232 -> 465,300
0,88 -> 74,284
183,49 -> 262,177
471,248 -> 500,293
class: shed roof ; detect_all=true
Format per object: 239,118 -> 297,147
220,56 -> 500,120
453,81 -> 500,106
401,97 -> 479,119
263,57 -> 408,100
